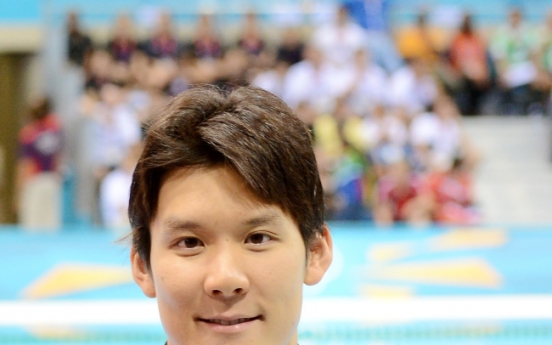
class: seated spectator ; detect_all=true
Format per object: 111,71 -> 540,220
342,48 -> 389,113
107,13 -> 137,63
394,10 -> 448,64
143,12 -> 181,60
311,4 -> 367,68
282,44 -> 350,112
192,13 -> 222,60
100,143 -> 141,229
237,11 -> 265,56
491,7 -> 540,115
89,83 -> 142,175
276,27 -> 305,66
360,104 -> 408,170
16,98 -> 63,229
448,13 -> 493,115
250,59 -> 289,99
373,160 -> 432,225
427,157 -> 480,224
85,49 -> 114,91
66,11 -> 93,67
388,57 -> 438,114
409,96 -> 463,172
534,11 -> 552,113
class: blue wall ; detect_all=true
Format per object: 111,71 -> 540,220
0,0 -> 550,26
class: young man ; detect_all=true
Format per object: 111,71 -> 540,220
128,85 -> 333,345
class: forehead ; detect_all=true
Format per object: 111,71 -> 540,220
153,166 -> 300,232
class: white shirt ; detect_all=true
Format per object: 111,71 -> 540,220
311,21 -> 367,68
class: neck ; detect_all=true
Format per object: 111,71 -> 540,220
289,332 -> 299,345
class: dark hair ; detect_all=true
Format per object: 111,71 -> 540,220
129,85 -> 325,267
29,98 -> 52,121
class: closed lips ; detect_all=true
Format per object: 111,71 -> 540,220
199,316 -> 261,325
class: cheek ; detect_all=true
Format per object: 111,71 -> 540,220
151,254 -> 200,311
255,246 -> 307,297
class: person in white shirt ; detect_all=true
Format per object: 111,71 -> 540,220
282,45 -> 350,112
311,5 -> 367,69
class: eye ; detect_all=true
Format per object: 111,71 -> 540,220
246,233 -> 272,245
177,237 -> 204,249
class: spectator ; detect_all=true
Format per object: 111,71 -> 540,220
388,57 -> 438,113
282,44 -> 349,111
85,49 -> 113,91
192,13 -> 222,60
534,11 -> 552,113
448,13 -> 493,115
100,143 -> 141,229
66,11 -> 93,67
311,4 -> 367,68
89,83 -> 142,175
107,13 -> 137,63
373,160 -> 432,225
342,48 -> 388,113
361,103 -> 408,170
409,95 -> 478,173
276,27 -> 305,66
16,98 -> 63,229
394,10 -> 448,63
250,59 -> 289,99
491,7 -> 540,115
237,12 -> 265,56
427,157 -> 480,224
143,12 -> 181,59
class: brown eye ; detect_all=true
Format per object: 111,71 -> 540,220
178,237 -> 204,248
246,233 -> 271,245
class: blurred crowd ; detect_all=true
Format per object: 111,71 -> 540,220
18,3 -> 552,229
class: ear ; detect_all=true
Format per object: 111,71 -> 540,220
304,224 -> 333,286
130,247 -> 156,298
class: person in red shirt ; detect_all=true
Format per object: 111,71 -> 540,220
16,98 -> 63,228
373,160 -> 432,225
427,157 -> 480,224
448,13 -> 493,115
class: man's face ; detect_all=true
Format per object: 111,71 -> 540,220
131,166 -> 331,345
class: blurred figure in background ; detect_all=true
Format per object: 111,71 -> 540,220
276,27 -> 305,67
448,13 -> 493,115
342,48 -> 388,113
16,98 -> 63,229
237,11 -> 265,57
143,11 -> 181,59
427,157 -> 480,224
192,13 -> 222,60
388,57 -> 438,114
100,143 -> 141,229
66,11 -> 93,67
534,11 -> 552,114
311,4 -> 367,69
394,10 -> 448,64
107,13 -> 137,63
491,7 -> 540,115
373,160 -> 432,226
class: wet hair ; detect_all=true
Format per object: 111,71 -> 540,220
128,85 -> 324,267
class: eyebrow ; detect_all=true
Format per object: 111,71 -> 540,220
161,211 -> 282,233
242,212 -> 281,228
162,218 -> 201,232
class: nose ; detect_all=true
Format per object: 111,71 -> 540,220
203,244 -> 250,299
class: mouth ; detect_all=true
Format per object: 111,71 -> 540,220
198,315 -> 262,326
